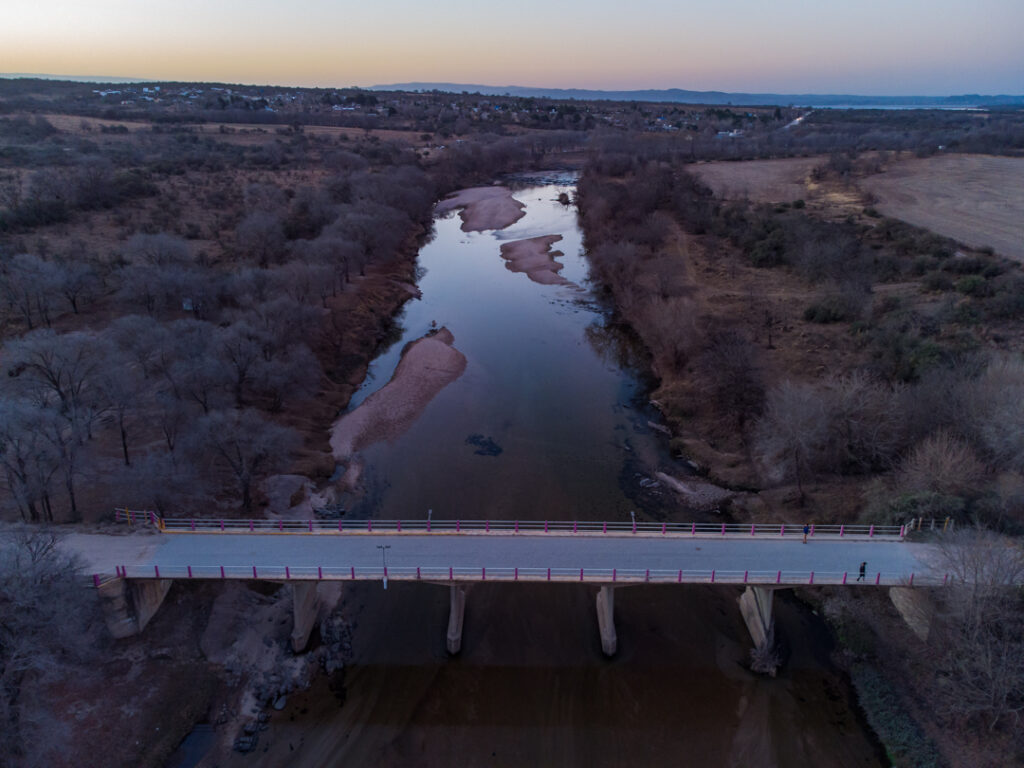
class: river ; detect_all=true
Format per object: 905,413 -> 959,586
213,174 -> 885,768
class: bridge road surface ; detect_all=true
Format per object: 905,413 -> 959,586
63,531 -> 945,586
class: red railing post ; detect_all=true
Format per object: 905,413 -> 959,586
338,520 -> 343,532
318,566 -> 323,580
486,520 -> 489,533
187,566 -> 193,579
632,518 -> 636,534
750,524 -> 755,536
875,572 -> 880,586
250,520 -> 254,532
482,567 -> 486,581
416,567 -> 421,580
93,574 -> 100,588
384,565 -> 388,579
456,520 -> 461,533
285,566 -> 290,580
776,570 -> 781,584
253,566 -> 258,578
278,520 -> 283,532
809,571 -> 814,585
869,524 -> 875,538
397,520 -> 402,533
574,520 -> 578,534
780,524 -> 785,537
744,570 -> 748,583
544,520 -> 549,533
351,566 -> 356,580
547,567 -> 551,581
810,524 -> 815,537
514,567 -> 519,581
449,566 -> 453,581
711,569 -> 715,583
691,522 -> 696,536
515,520 -> 519,534
190,518 -> 195,531
427,518 -> 431,533
580,568 -> 584,581
677,569 -> 682,583
909,573 -> 914,587
154,565 -> 160,578
900,524 -> 905,538
368,520 -> 373,532
645,568 -> 650,582
613,568 -> 617,582
842,572 -> 847,584
662,522 -> 667,535
943,573 -> 949,586
721,523 -> 726,536
603,521 -> 607,534
309,520 -> 314,533
221,566 -> 226,579
220,520 -> 224,532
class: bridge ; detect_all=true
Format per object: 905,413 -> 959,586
71,512 -> 946,661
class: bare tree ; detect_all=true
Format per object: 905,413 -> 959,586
186,409 -> 300,513
0,530 -> 103,764
0,401 -> 60,522
754,380 -> 830,500
236,211 -> 286,267
898,430 -> 985,497
934,529 -> 1024,729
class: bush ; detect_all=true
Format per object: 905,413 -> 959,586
804,295 -> 854,323
942,255 -> 985,274
898,430 -> 985,497
848,663 -> 942,768
923,271 -> 953,292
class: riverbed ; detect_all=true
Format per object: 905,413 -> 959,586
208,175 -> 885,768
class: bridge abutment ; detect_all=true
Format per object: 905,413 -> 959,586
98,578 -> 173,639
888,586 -> 934,642
447,584 -> 466,654
596,585 -> 617,656
290,582 -> 321,653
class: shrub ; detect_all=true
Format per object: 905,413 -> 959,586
942,255 -> 985,274
923,271 -> 953,292
804,296 -> 853,323
898,430 -> 985,496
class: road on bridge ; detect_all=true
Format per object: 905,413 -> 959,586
63,530 -> 945,586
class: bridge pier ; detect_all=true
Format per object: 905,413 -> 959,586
446,585 -> 466,654
596,585 -> 617,656
290,582 -> 321,653
739,586 -> 777,673
97,578 -> 173,639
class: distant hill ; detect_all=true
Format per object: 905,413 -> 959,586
371,82 -> 1024,108
0,73 -> 153,84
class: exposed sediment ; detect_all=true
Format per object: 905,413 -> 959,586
329,328 -> 467,462
499,234 -> 573,286
434,186 -> 526,231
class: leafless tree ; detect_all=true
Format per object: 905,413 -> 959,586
933,528 -> 1024,729
0,530 -> 103,764
0,401 -> 60,522
898,430 -> 985,497
236,211 -> 286,267
754,380 -> 830,500
186,409 -> 300,513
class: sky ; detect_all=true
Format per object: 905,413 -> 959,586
3,0 -> 1023,95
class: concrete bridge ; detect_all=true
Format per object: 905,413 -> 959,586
70,513 -> 946,661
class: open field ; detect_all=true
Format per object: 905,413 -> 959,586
860,154 -> 1024,262
690,157 -> 823,202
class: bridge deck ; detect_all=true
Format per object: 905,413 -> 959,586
66,530 -> 944,587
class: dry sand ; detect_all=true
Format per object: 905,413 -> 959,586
434,186 -> 526,231
655,471 -> 735,510
859,154 -> 1024,262
329,328 -> 467,462
499,234 -> 573,286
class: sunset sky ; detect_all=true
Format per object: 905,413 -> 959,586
3,0 -> 1022,94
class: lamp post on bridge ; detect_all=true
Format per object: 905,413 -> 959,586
377,544 -> 391,590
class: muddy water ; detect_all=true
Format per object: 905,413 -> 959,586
220,177 -> 884,768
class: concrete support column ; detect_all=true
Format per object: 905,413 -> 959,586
596,585 -> 617,657
739,585 -> 775,650
446,585 -> 466,655
291,582 -> 320,653
97,578 -> 172,639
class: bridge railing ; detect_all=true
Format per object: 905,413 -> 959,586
101,563 -> 944,587
113,509 -> 906,539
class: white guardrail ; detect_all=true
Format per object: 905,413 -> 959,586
94,564 -> 944,588
113,509 -> 908,540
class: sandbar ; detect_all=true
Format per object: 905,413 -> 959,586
499,234 -> 572,286
434,186 -> 526,231
330,328 -> 467,462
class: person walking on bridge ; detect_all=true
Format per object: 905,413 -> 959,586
857,561 -> 867,582
802,524 -> 810,544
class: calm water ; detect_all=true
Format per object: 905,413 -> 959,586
216,177 -> 884,768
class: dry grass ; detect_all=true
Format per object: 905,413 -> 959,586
859,154 -> 1024,262
690,157 -> 824,202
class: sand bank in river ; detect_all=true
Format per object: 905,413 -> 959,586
499,234 -> 573,286
330,328 -> 467,462
434,186 -> 526,231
